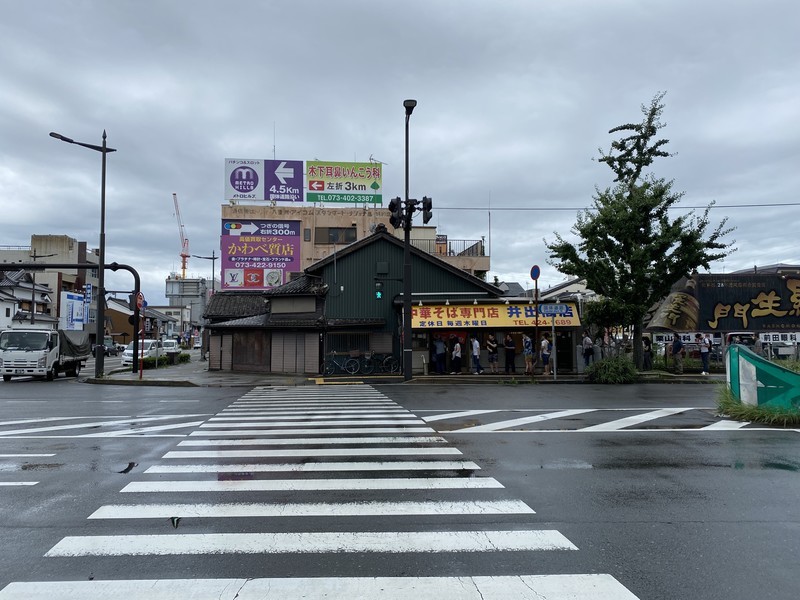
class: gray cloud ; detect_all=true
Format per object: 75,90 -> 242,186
1,0 -> 797,303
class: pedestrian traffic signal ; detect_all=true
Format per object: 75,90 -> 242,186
375,281 -> 384,299
422,196 -> 433,224
388,197 -> 403,229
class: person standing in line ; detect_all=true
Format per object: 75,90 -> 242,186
470,335 -> 483,374
486,333 -> 499,374
433,335 -> 446,374
522,333 -> 534,375
696,332 -> 711,375
582,330 -> 594,367
541,332 -> 552,376
503,333 -> 516,374
450,336 -> 462,374
670,335 -> 684,374
642,335 -> 653,371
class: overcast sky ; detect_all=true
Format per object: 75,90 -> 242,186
2,0 -> 798,305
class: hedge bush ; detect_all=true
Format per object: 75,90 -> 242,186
717,385 -> 800,426
585,356 -> 639,384
141,353 -> 191,369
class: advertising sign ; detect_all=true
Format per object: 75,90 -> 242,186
220,219 -> 302,289
59,292 -> 86,331
263,159 -> 303,202
306,161 -> 382,204
225,159 -> 264,201
697,274 -> 800,331
411,303 -> 580,329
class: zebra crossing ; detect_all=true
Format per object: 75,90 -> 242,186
0,384 -> 640,599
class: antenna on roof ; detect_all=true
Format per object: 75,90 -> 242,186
369,154 -> 388,165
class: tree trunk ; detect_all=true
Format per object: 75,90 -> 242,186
633,320 -> 643,370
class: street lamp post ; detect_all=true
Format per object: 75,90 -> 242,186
50,131 -> 116,378
191,251 -> 218,294
402,99 -> 417,382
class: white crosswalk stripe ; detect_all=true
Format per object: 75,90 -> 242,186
0,384 -> 640,599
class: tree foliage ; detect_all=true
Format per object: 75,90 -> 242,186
545,93 -> 736,368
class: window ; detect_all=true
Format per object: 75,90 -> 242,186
315,227 -> 356,245
303,228 -> 311,242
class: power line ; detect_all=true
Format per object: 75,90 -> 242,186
434,202 -> 799,211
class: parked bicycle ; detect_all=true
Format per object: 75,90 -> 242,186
321,351 -> 360,376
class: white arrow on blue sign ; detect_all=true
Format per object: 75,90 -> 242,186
538,303 -> 567,315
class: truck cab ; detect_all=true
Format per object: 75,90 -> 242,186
0,325 -> 91,382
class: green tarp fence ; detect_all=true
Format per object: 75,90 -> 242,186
726,344 -> 800,409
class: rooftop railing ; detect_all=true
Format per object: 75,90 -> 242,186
410,238 -> 487,257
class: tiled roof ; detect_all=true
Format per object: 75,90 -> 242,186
204,291 -> 270,320
264,274 -> 327,296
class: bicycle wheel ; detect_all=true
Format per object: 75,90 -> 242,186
344,358 -> 360,375
360,358 -> 376,375
383,356 -> 400,373
322,360 -> 336,376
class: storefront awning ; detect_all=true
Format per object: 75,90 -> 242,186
410,302 -> 581,329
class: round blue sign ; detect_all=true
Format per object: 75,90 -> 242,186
530,264 -> 541,281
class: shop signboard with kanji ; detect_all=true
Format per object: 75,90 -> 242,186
306,161 -> 382,204
411,303 -> 581,329
220,219 -> 301,289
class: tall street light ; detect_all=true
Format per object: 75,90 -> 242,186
50,131 -> 116,378
402,99 -> 417,381
191,251 -> 218,294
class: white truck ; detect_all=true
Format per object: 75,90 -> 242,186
0,324 -> 92,382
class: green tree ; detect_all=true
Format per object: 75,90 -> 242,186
545,93 -> 735,369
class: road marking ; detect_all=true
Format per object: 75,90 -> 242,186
422,409 -> 501,422
578,408 -> 689,431
702,420 -> 749,430
205,419 -> 425,426
78,421 -> 206,437
454,409 -> 596,432
0,454 -> 55,458
191,427 -> 435,435
176,436 -> 447,446
220,408 -> 410,414
45,529 -> 576,556
163,447 -> 462,459
210,413 -> 413,420
0,574 -> 640,599
0,482 -> 38,486
143,460 -> 480,473
88,499 -> 532,519
0,414 -> 210,437
120,477 -> 502,493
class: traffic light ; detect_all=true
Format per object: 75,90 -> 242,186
388,197 -> 403,229
375,281 -> 384,299
422,196 -> 433,224
128,293 -> 137,311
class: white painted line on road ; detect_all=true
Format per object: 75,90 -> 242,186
89,499 -> 532,519
205,419 -> 425,426
191,427 -> 435,435
0,454 -> 55,457
0,482 -> 38,486
120,477 -> 502,493
144,460 -> 480,473
422,409 -> 501,422
177,436 -> 447,446
578,408 -> 689,431
221,408 -> 409,414
0,414 -> 211,437
45,529 -> 575,557
211,413 -> 413,421
702,420 -> 749,430
0,416 -> 119,427
0,574 -> 640,599
455,409 -> 596,432
163,447 -> 462,459
79,421 -> 206,437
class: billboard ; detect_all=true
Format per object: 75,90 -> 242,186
649,274 -> 800,332
59,292 -> 86,331
411,303 -> 581,329
306,161 -> 382,204
220,219 -> 302,290
225,159 -> 304,203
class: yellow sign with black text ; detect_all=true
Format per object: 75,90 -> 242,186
411,303 -> 581,329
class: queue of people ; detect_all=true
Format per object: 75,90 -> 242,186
429,331 -> 557,376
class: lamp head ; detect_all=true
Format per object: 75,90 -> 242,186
403,99 -> 417,116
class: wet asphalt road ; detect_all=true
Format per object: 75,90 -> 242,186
0,379 -> 798,599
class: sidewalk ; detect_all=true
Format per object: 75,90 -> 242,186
87,358 -> 726,388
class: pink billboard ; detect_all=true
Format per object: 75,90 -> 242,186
220,219 -> 301,289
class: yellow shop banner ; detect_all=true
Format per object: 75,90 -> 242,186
411,303 -> 581,329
